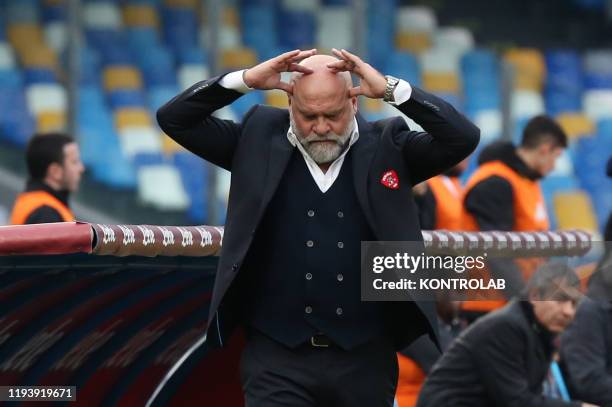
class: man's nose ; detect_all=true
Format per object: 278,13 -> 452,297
313,118 -> 329,135
562,301 -> 576,319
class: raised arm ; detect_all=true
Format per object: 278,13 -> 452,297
157,49 -> 316,171
327,48 -> 480,185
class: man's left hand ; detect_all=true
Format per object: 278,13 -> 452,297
327,48 -> 387,99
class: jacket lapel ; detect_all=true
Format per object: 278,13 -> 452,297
258,123 -> 294,216
352,115 -> 379,237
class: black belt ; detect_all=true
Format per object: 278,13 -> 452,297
309,333 -> 333,348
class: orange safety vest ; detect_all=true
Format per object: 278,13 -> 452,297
395,353 -> 427,407
426,175 -> 464,231
461,161 -> 549,313
10,190 -> 74,225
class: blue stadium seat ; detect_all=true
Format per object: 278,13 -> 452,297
177,47 -> 208,65
126,27 -> 160,51
0,69 -> 24,89
583,72 -> 612,90
6,1 -> 40,24
231,90 -> 264,118
385,52 -> 421,87
108,89 -> 146,109
41,4 -> 66,22
23,68 -> 57,85
161,7 -> 199,52
132,152 -> 166,168
173,152 -> 209,222
278,11 -> 315,49
136,46 -> 177,87
148,85 -> 179,112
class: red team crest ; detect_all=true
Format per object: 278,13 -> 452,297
380,170 -> 399,189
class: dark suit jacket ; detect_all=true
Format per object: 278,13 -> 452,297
417,301 -> 581,407
157,75 -> 480,350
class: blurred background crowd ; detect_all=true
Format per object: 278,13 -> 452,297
0,0 -> 610,237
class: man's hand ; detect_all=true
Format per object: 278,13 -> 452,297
243,49 -> 317,94
582,404 -> 600,407
327,48 -> 387,99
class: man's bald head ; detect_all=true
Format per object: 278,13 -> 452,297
291,54 -> 353,99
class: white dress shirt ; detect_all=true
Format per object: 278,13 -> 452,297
218,70 -> 413,193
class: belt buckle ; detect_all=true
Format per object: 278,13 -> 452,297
310,335 -> 330,348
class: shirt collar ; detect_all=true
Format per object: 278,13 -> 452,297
287,116 -> 360,163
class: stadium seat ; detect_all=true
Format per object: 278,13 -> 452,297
137,164 -> 190,210
25,83 -> 67,114
44,22 -> 67,52
108,89 -> 147,109
265,90 -> 289,108
434,27 -> 474,56
7,24 -> 45,53
583,90 -> 612,120
396,6 -> 437,33
123,4 -> 160,27
0,43 -> 17,69
473,109 -> 502,144
384,51 -> 421,87
420,48 -> 459,73
504,48 -> 546,91
115,108 -> 153,129
395,32 -> 431,55
422,72 -> 460,93
0,69 -> 23,88
103,66 -> 143,91
556,113 -> 595,140
177,64 -> 210,90
162,134 -> 185,154
316,6 -> 352,51
511,90 -> 545,120
553,191 -> 599,232
83,2 -> 123,30
20,46 -> 58,69
36,110 -> 66,132
118,126 -> 163,156
220,48 -> 258,70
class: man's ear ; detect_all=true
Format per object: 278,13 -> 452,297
351,96 -> 358,113
47,162 -> 63,181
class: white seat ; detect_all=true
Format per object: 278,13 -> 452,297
25,84 -> 67,114
200,25 -> 241,50
213,105 -> 238,121
118,126 -> 163,157
44,22 -> 67,52
137,164 -> 190,210
583,49 -> 612,74
473,109 -> 502,144
396,6 -> 437,33
83,2 -> 122,29
0,43 -> 16,69
282,0 -> 320,12
549,150 -> 574,177
583,90 -> 612,120
420,47 -> 460,73
178,64 -> 211,91
316,6 -> 352,50
434,27 -> 474,56
511,90 -> 544,119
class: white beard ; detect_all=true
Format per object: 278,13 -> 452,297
290,113 -> 355,164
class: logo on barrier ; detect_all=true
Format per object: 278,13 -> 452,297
157,227 -> 175,247
118,225 -> 136,245
137,226 -> 155,246
214,227 -> 224,246
99,224 -> 116,244
195,227 -> 213,247
177,227 -> 193,247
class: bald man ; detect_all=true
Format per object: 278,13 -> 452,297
157,49 -> 479,406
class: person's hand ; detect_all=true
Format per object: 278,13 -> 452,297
243,49 -> 317,94
581,404 -> 600,407
327,48 -> 387,99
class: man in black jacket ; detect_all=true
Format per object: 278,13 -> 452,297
157,48 -> 479,406
417,263 -> 597,407
560,252 -> 612,407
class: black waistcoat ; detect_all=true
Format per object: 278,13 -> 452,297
241,148 -> 386,349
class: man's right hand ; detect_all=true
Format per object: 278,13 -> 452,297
243,49 -> 316,94
582,403 -> 600,407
